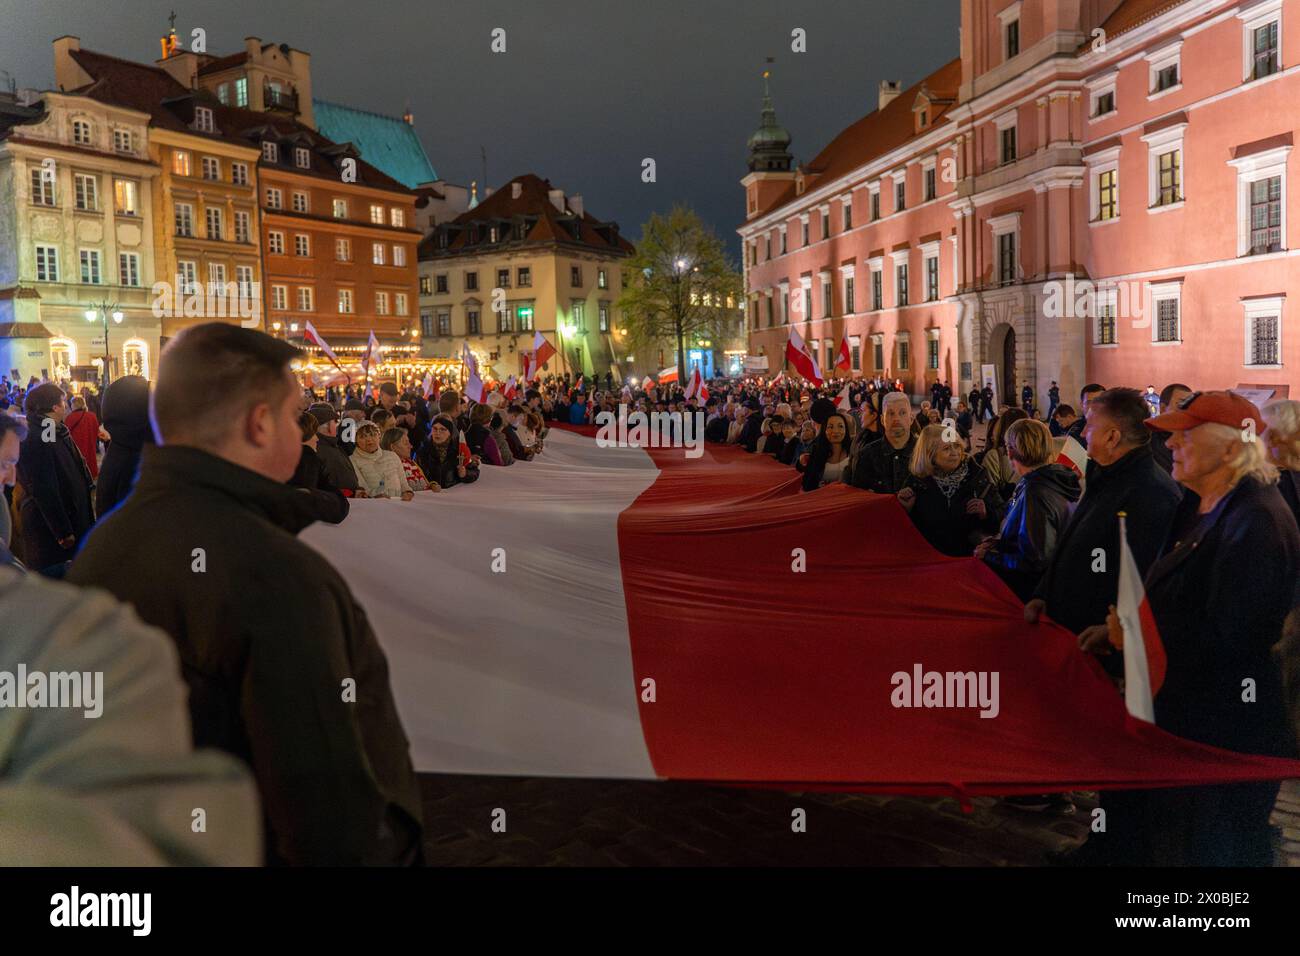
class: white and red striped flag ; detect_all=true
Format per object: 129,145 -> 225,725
462,341 -> 486,403
835,382 -> 851,410
835,333 -> 851,371
533,331 -> 557,371
304,321 -> 342,370
1113,512 -> 1167,722
362,329 -> 380,381
520,350 -> 536,383
655,365 -> 679,385
684,367 -> 709,402
503,375 -> 518,401
1055,435 -> 1089,488
785,327 -> 823,386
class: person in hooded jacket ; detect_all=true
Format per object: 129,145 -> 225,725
289,411 -> 349,523
977,418 -> 1081,601
465,403 -> 505,466
96,375 -> 153,516
16,383 -> 95,573
417,416 -> 480,489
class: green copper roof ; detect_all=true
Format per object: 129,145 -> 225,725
312,99 -> 437,188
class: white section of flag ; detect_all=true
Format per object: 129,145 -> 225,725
1117,514 -> 1158,723
301,430 -> 661,777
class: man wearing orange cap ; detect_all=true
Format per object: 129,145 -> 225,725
1081,390 -> 1299,865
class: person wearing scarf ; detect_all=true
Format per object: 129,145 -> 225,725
898,424 -> 1004,557
417,416 -> 480,488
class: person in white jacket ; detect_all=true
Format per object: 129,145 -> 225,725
350,421 -> 413,500
0,565 -> 260,865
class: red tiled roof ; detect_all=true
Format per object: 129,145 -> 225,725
759,57 -> 962,219
419,173 -> 635,258
1091,0 -> 1190,45
69,47 -> 411,195
196,51 -> 249,76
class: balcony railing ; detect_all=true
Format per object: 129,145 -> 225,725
263,85 -> 299,113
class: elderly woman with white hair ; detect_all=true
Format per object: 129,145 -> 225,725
1080,391 -> 1299,866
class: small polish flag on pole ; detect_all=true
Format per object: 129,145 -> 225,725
1112,512 -> 1167,722
835,382 -> 851,410
503,375 -> 518,401
304,321 -> 342,370
656,365 -> 679,385
532,331 -> 557,370
785,327 -> 824,386
520,350 -> 536,382
684,366 -> 709,402
362,329 -> 380,385
835,333 -> 851,371
1055,435 -> 1089,486
422,370 -> 434,396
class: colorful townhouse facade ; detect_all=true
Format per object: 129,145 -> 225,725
418,174 -> 635,382
742,0 -> 1297,406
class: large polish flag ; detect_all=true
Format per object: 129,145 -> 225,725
834,383 -> 851,410
786,327 -> 823,386
683,367 -> 708,402
1114,513 -> 1167,723
300,428 -> 1300,792
835,333 -> 852,371
303,321 -> 342,368
462,342 -> 486,403
655,365 -> 679,385
532,331 -> 557,371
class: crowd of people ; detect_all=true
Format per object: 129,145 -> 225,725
2,325 -> 1299,867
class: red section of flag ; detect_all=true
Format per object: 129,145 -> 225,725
785,327 -> 824,386
615,443 -> 1300,790
533,331 -> 556,370
836,333 -> 851,371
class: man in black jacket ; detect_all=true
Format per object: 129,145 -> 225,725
1026,387 -> 1181,637
1065,383 -> 1105,444
307,402 -> 359,496
738,401 -> 764,452
844,392 -> 915,493
15,383 -> 95,574
1148,382 -> 1191,475
69,324 -> 423,866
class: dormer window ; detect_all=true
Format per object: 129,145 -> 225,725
919,110 -> 928,127
295,147 -> 310,169
72,120 -> 91,145
262,142 -> 279,163
194,107 -> 214,133
113,129 -> 132,153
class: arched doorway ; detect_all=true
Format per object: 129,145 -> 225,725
987,322 -> 1016,409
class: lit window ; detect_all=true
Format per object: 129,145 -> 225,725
390,208 -> 405,227
370,204 -> 384,224
393,245 -> 406,267
372,242 -> 386,265
332,198 -> 347,218
338,288 -> 354,314
172,150 -> 191,176
234,77 -> 248,107
1097,169 -> 1118,220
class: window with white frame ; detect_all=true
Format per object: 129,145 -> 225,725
820,206 -> 830,240
332,198 -> 347,219
872,334 -> 885,370
1229,143 -> 1289,256
74,173 -> 97,211
841,264 -> 856,313
172,150 -> 191,177
335,237 -> 351,261
268,231 -> 285,255
927,329 -> 940,370
1088,72 -> 1118,119
72,119 -> 92,145
194,107 -> 214,133
391,208 -> 405,228
1143,123 -> 1186,209
35,244 -> 58,281
801,215 -> 810,247
372,242 -> 386,265
1149,282 -> 1182,343
821,271 -> 833,317
294,234 -> 310,257
177,260 -> 198,294
924,250 -> 940,300
779,225 -> 788,254
113,179 -> 137,216
234,210 -> 250,242
297,287 -> 314,311
271,285 -> 288,310
396,293 -> 408,316
79,249 -> 101,284
208,262 -> 226,286
236,265 -> 253,301
800,276 -> 813,317
376,291 -> 390,316
393,245 -> 406,267
292,191 -> 309,212
779,281 -> 790,323
232,162 -> 249,185
1147,42 -> 1182,96
262,142 -> 279,163
206,206 -> 223,240
370,204 -> 384,225
1240,0 -> 1283,82
295,147 -> 310,169
894,171 -> 907,211
1087,146 -> 1121,222
850,335 -> 861,370
113,128 -> 132,153
175,202 -> 194,237
201,156 -> 220,181
989,212 -> 1021,286
892,251 -> 910,307
842,197 -> 853,230
869,259 -> 884,310
30,166 -> 56,205
923,160 -> 937,201
338,288 -> 354,314
265,187 -> 282,210
1243,295 -> 1283,366
1094,287 -> 1118,345
896,332 -> 911,370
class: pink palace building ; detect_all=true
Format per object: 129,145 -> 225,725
741,0 -> 1297,407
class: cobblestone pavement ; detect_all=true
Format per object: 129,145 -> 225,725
419,774 -> 1300,866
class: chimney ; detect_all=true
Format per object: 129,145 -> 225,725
245,36 -> 262,58
511,181 -> 522,199
568,194 -> 584,217
878,80 -> 902,110
547,188 -> 565,213
52,36 -> 91,93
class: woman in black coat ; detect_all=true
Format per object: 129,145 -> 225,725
417,416 -> 480,489
289,411 -> 349,524
899,424 -> 1003,557
96,375 -> 152,516
801,411 -> 853,492
16,383 -> 95,573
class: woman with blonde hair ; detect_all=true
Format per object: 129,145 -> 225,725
897,424 -> 1003,556
1262,399 -> 1300,527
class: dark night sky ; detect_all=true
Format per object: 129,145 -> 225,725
0,0 -> 959,259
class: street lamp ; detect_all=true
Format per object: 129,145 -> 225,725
84,301 -> 123,385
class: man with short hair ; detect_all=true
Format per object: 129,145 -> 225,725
1149,382 -> 1192,475
1050,404 -> 1077,438
1066,383 -> 1105,443
844,392 -> 916,493
1047,380 -> 1060,420
16,383 -> 95,573
69,324 -> 423,865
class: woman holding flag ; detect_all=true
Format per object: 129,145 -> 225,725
1079,391 -> 1300,865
